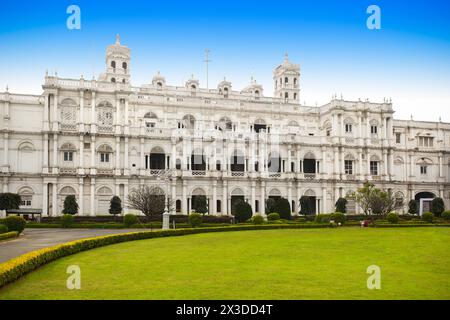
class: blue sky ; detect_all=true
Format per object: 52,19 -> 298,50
1,0 -> 449,121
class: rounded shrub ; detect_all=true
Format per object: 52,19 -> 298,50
267,212 -> 280,221
335,198 -> 347,213
4,216 -> 26,234
386,212 -> 399,224
422,212 -> 434,223
252,215 -> 264,225
442,210 -> 450,221
233,200 -> 253,223
123,214 -> 138,227
331,212 -> 346,225
0,224 -> 8,234
62,195 -> 78,215
188,213 -> 203,228
431,197 -> 445,217
61,214 -> 74,228
273,198 -> 292,220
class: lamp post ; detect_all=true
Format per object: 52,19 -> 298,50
157,168 -> 173,230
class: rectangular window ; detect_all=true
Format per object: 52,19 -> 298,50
100,153 -> 110,163
345,124 -> 352,133
63,151 -> 73,162
345,160 -> 353,175
395,133 -> 401,144
370,161 -> 379,176
420,165 -> 427,175
371,126 -> 378,134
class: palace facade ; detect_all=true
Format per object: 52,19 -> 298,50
1,36 -> 449,216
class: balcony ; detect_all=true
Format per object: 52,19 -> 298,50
303,173 -> 316,179
59,167 -> 77,175
98,125 -> 114,134
97,169 -> 114,176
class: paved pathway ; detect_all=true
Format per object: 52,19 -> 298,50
0,228 -> 145,263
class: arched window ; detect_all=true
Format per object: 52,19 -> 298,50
60,98 -> 77,126
111,61 -> 116,68
111,78 -> 116,83
293,93 -> 297,100
181,114 -> 196,129
284,77 -> 288,83
294,78 -> 297,85
97,101 -> 114,128
18,187 -> 34,208
122,62 -> 127,70
217,117 -> 232,131
156,82 -> 163,90
285,92 -> 289,99
122,79 -> 126,83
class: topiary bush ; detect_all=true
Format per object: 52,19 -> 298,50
109,196 -> 122,216
442,210 -> 450,221
431,197 -> 445,217
252,215 -> 264,225
123,214 -> 138,227
0,224 -> 8,234
273,197 -> 292,220
299,196 -> 313,215
335,198 -> 347,213
61,214 -> 74,228
422,212 -> 434,223
233,200 -> 253,223
408,200 -> 419,214
331,212 -> 346,225
0,193 -> 21,211
267,213 -> 280,221
4,216 -> 26,234
386,212 -> 399,224
62,195 -> 78,215
188,213 -> 203,228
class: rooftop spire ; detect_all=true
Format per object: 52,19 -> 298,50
115,34 -> 121,45
284,51 -> 289,63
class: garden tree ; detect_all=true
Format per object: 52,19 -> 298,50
431,197 -> 445,217
62,195 -> 78,215
233,200 -> 253,223
0,193 -> 21,211
127,185 -> 173,217
109,196 -> 123,216
335,197 -> 347,213
265,198 -> 276,214
193,195 -> 208,215
273,197 -> 292,220
299,196 -> 313,215
408,199 -> 419,214
349,182 -> 402,216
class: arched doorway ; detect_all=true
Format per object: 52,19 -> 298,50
415,192 -> 436,215
231,188 -> 245,215
149,146 -> 165,170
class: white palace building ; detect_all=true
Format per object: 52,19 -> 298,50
1,35 -> 449,217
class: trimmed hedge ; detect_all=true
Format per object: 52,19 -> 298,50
188,213 -> 202,228
0,224 -> 8,234
4,216 -> 26,234
267,213 -> 280,221
0,231 -> 18,241
0,224 -> 332,288
422,212 -> 434,223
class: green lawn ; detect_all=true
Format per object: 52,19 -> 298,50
0,228 -> 449,300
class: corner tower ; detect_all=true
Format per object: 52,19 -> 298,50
100,34 -> 131,84
273,53 -> 300,103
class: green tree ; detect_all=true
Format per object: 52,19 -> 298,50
349,182 -> 401,216
408,200 -> 419,214
431,197 -> 445,217
299,196 -> 313,215
335,197 -> 347,213
0,193 -> 21,211
233,200 -> 253,223
193,195 -> 208,215
109,196 -> 123,216
62,195 -> 78,215
273,197 -> 292,220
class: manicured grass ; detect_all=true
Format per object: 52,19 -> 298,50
0,228 -> 449,300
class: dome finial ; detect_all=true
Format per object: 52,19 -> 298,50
284,51 -> 289,62
116,34 -> 121,45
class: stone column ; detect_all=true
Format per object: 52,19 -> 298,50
90,136 -> 96,172
43,93 -> 49,131
79,136 -> 84,171
322,187 -> 327,213
53,134 -> 58,172
212,180 -> 217,215
52,92 -> 58,130
251,181 -> 256,213
260,181 -> 266,216
79,90 -> 84,131
115,137 -> 121,175
124,137 -> 129,175
91,91 -> 96,133
288,181 -> 293,212
42,182 -> 48,217
223,180 -> 228,215
383,150 -> 388,176
90,179 -> 95,216
3,133 -> 8,167
78,178 -> 84,216
124,183 -> 129,214
52,183 -> 58,216
171,140 -> 177,169
182,180 -> 187,214
140,138 -> 145,172
43,134 -> 49,173
439,154 -> 443,178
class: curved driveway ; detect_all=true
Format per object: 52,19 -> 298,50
0,228 -> 144,263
